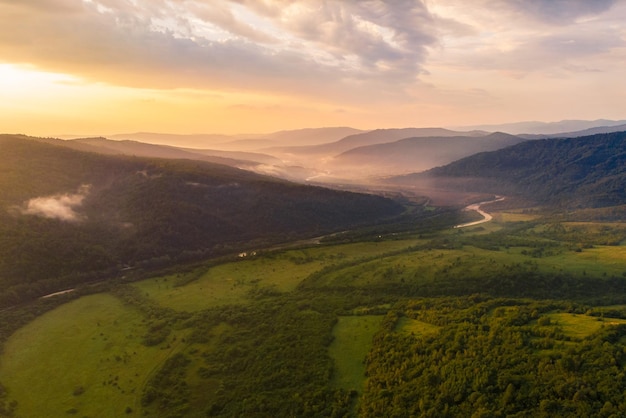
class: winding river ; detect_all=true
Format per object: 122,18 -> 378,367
454,196 -> 505,229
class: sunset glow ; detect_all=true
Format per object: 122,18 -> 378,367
1,0 -> 625,137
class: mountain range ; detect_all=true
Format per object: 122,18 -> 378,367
84,120 -> 626,183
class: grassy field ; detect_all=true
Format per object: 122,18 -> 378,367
395,317 -> 440,337
493,212 -> 540,222
133,239 -> 422,311
535,246 -> 626,277
545,312 -> 626,340
0,294 -> 189,418
328,315 -> 383,391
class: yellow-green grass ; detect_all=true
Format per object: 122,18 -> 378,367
309,243 -> 626,289
395,317 -> 440,337
536,246 -> 626,277
455,221 -> 503,235
561,221 -> 626,227
493,212 -> 540,222
308,248 -> 468,288
0,294 -> 187,418
314,239 -> 425,259
545,313 -> 626,340
133,253 -> 331,311
328,315 -> 383,391
134,239 -> 423,312
309,245 -> 535,288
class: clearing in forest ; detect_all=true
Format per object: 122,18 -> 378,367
545,312 -> 626,340
328,315 -> 383,392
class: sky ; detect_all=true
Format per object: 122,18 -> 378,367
1,0 -> 625,136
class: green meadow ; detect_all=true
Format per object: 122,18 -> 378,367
329,315 -> 383,391
132,239 -> 422,312
395,317 -> 440,337
545,312 -> 626,340
0,294 -> 189,417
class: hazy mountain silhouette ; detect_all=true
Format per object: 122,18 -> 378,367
331,132 -> 524,175
518,123 -> 626,140
266,127 -> 489,156
110,127 -> 363,150
454,119 -> 626,135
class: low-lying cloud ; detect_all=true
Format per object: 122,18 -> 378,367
20,184 -> 91,222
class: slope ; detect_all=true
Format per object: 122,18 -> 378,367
0,134 -> 404,306
390,131 -> 626,207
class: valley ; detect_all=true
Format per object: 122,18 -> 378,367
1,127 -> 626,417
5,1 -> 626,416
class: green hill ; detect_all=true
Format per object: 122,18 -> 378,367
390,131 -> 626,208
0,135 -> 403,306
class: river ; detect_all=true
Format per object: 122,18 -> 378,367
454,196 -> 505,229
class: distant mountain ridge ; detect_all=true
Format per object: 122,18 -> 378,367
50,119 -> 626,187
71,137 -> 282,166
109,127 -> 363,150
518,123 -> 626,140
453,119 -> 626,135
331,132 -> 524,175
267,127 -> 489,156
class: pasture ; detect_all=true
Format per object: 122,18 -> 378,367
328,315 -> 383,391
0,294 -> 188,417
133,238 -> 422,311
545,312 -> 626,340
395,317 -> 440,337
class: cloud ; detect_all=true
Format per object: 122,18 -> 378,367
20,185 -> 91,222
0,0 -> 437,101
427,0 -> 626,77
496,0 -> 617,24
2,0 -> 625,125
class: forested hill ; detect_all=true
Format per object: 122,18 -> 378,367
393,131 -> 626,208
0,135 -> 403,306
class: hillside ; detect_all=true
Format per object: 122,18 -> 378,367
390,131 -> 626,207
332,132 -> 524,175
0,135 -> 404,306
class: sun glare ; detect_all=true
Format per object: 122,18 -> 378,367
0,64 -> 80,93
